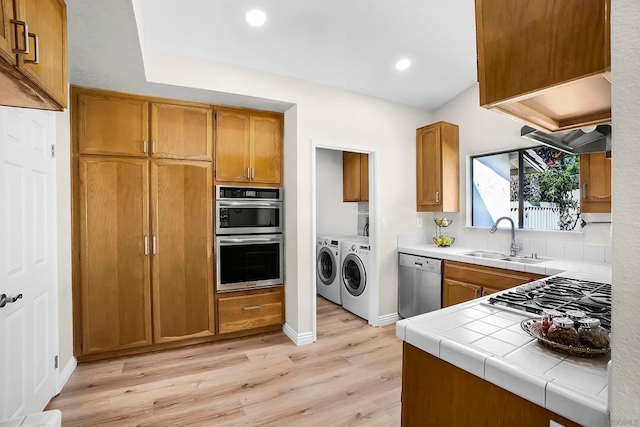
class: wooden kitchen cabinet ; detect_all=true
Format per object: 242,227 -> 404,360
416,121 -> 459,212
343,152 -> 369,202
151,103 -> 213,161
214,107 -> 283,185
443,279 -> 481,307
78,157 -> 152,355
0,0 -> 16,64
402,343 -> 582,427
580,152 -> 611,213
217,287 -> 284,335
0,0 -> 67,110
75,88 -> 149,157
475,0 -> 611,133
150,160 -> 214,344
443,260 -> 545,307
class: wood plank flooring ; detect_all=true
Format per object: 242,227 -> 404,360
47,296 -> 402,426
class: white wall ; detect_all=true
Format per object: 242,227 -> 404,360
316,149 -> 358,237
431,84 -> 613,251
55,108 -> 73,372
135,51 -> 432,331
611,0 -> 640,421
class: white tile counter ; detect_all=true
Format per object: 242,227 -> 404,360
396,242 -> 612,427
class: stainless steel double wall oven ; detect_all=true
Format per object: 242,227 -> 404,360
215,186 -> 284,292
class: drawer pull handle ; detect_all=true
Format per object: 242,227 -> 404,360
10,20 -> 29,54
243,305 -> 261,311
25,32 -> 39,64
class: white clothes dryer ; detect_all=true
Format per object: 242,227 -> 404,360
316,236 -> 342,304
340,239 -> 371,320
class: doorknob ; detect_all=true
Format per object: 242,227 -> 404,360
0,293 -> 23,308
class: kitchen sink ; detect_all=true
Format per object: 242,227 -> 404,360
500,257 -> 547,264
462,251 -> 508,260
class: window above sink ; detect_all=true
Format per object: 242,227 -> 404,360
471,146 -> 581,232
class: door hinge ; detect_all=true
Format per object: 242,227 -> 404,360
54,355 -> 58,369
51,144 -> 56,158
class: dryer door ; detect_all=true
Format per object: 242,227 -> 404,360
343,254 -> 367,296
317,247 -> 337,286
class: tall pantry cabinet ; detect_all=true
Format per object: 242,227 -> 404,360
72,87 -> 214,358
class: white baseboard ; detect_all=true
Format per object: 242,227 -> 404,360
378,313 -> 401,326
56,357 -> 77,394
282,323 -> 315,346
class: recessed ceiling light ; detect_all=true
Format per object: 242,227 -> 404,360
245,9 -> 267,27
395,59 -> 412,71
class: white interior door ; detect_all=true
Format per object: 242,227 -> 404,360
0,107 -> 57,418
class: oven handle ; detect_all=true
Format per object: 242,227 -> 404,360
218,237 -> 282,244
218,201 -> 281,208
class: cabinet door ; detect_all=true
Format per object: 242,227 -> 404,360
580,152 -> 611,213
78,157 -> 152,355
16,0 -> 67,108
443,279 -> 481,307
151,103 -> 212,161
360,153 -> 369,202
343,151 -> 362,202
215,108 -> 250,182
250,113 -> 282,184
0,0 -> 15,64
417,125 -> 442,211
151,160 -> 214,343
76,90 -> 149,157
481,286 -> 502,297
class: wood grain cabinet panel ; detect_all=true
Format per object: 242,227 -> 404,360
250,114 -> 282,185
78,157 -> 152,355
76,90 -> 149,157
151,103 -> 213,161
476,0 -> 611,132
16,0 -> 67,108
218,290 -> 283,334
416,121 -> 459,212
580,152 -> 611,213
151,160 -> 214,343
443,279 -> 481,307
343,152 -> 369,202
360,153 -> 369,202
0,0 -> 15,63
214,108 -> 250,183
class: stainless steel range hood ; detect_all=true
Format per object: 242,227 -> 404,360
521,125 -> 611,154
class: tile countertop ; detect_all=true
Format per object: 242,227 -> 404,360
396,243 -> 612,427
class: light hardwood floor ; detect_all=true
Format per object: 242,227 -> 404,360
47,296 -> 402,426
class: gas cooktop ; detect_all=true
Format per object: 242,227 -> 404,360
486,277 -> 612,331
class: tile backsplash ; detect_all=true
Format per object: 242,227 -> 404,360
398,232 -> 612,264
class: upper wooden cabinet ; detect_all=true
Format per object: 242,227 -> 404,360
78,157 -> 153,355
75,89 -> 149,157
0,0 -> 67,111
475,0 -> 611,133
580,152 -> 611,213
150,160 -> 214,343
151,103 -> 213,161
416,122 -> 459,212
215,107 -> 283,185
343,152 -> 369,202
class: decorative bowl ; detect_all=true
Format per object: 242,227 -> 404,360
433,236 -> 455,247
434,218 -> 453,227
520,319 -> 610,358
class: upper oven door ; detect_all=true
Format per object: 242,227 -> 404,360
216,200 -> 283,235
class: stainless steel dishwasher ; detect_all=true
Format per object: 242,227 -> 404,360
398,253 -> 442,318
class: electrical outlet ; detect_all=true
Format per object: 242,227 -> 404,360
381,218 -> 388,229
417,217 -> 423,228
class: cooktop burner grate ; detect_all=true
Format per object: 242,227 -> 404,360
487,277 -> 612,331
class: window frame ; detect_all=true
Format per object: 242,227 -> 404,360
470,145 -> 579,230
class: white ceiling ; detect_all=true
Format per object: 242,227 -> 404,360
141,0 -> 478,111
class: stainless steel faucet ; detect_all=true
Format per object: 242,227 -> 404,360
490,216 -> 522,257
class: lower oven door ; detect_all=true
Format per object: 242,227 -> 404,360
216,234 -> 284,292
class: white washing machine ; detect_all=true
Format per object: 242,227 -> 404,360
340,239 -> 371,320
316,236 -> 343,304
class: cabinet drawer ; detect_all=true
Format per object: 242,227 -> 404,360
444,260 -> 544,291
218,290 -> 283,334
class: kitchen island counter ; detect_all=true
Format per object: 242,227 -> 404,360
396,243 -> 611,426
